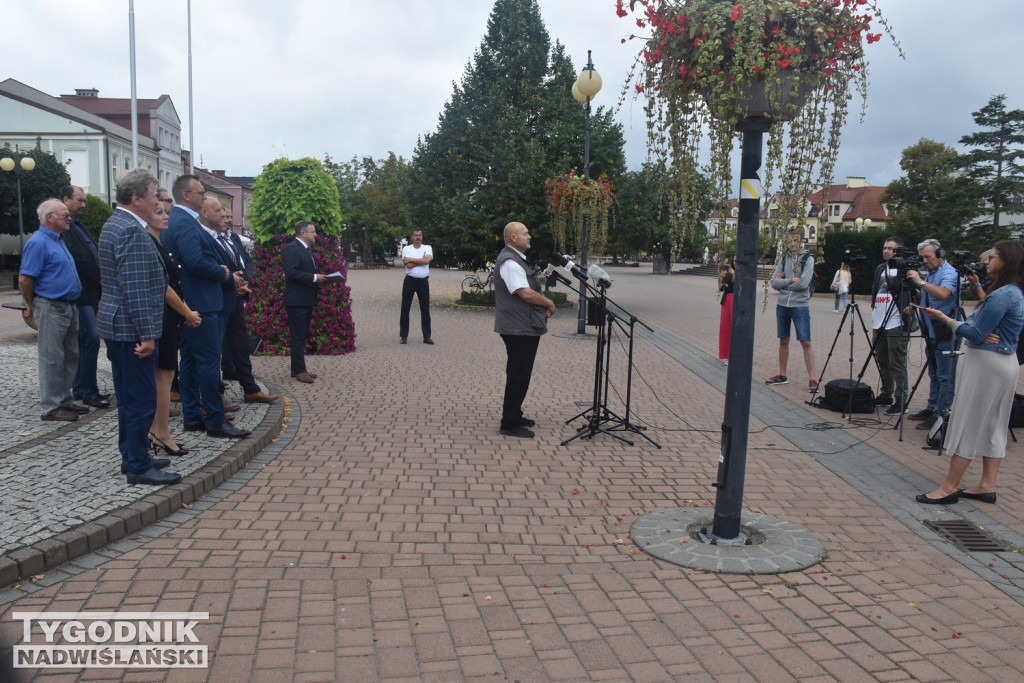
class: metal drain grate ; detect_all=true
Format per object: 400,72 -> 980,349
924,519 -> 1005,552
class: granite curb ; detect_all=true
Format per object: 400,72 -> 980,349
0,381 -> 286,587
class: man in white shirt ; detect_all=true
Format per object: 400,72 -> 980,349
870,237 -> 910,416
400,229 -> 433,344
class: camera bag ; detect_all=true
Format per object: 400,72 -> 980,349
822,378 -> 875,413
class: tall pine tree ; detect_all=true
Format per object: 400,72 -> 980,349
959,94 -> 1024,242
409,0 -> 624,268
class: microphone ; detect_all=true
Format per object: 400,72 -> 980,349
552,253 -> 588,280
538,259 -> 572,287
587,263 -> 612,288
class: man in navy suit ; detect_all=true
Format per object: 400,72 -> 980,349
217,207 -> 278,404
163,174 -> 250,439
283,221 -> 329,383
97,169 -> 180,485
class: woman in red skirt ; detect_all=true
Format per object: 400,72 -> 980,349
719,258 -> 735,363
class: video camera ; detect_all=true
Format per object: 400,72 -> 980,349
890,246 -> 923,273
843,245 -> 867,267
951,249 -> 987,278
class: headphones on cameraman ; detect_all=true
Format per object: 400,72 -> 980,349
922,239 -> 944,260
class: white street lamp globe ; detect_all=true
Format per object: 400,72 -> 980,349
20,157 -> 35,172
576,68 -> 602,99
0,157 -> 14,172
572,81 -> 587,104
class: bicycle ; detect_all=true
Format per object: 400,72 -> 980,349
461,268 -> 494,293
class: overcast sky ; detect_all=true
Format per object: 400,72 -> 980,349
4,0 -> 1021,190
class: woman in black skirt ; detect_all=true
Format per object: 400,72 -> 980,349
146,197 -> 201,456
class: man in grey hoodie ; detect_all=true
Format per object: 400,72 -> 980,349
767,232 -> 818,392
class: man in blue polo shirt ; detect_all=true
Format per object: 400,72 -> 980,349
18,199 -> 85,422
906,239 -> 958,430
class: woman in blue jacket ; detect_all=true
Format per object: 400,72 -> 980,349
916,240 -> 1024,505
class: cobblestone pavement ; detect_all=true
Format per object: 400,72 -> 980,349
3,265 -> 1024,681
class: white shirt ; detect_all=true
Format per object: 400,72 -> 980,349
499,247 -> 530,294
871,266 -> 903,331
402,243 -> 432,279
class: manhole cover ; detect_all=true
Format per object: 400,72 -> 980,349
924,519 -> 1004,553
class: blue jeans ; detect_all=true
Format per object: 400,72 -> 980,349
834,292 -> 848,310
926,335 -> 955,414
72,304 -> 101,399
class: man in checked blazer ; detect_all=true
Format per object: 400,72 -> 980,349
97,169 -> 181,486
283,221 -> 330,383
163,174 -> 250,439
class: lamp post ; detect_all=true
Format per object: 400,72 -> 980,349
572,50 -> 602,336
0,151 -> 36,286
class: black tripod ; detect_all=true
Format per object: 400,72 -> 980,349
562,281 -> 660,448
809,285 -> 880,419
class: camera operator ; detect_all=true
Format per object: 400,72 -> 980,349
966,249 -> 993,300
905,239 -> 958,431
870,237 -> 911,415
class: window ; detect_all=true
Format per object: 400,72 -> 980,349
769,208 -> 779,219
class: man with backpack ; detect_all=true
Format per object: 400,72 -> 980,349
767,232 -> 819,392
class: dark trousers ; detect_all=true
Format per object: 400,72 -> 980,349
500,334 -> 540,428
222,304 -> 259,394
179,311 -> 225,427
73,303 -> 101,399
106,340 -> 158,475
287,305 -> 313,374
400,276 -> 431,339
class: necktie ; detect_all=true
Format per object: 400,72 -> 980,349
217,234 -> 238,270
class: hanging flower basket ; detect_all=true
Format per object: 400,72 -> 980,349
545,171 -> 615,258
617,0 -> 901,247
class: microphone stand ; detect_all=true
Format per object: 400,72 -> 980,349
558,273 -> 660,448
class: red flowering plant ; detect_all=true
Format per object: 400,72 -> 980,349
545,171 -> 615,259
617,0 -> 900,250
245,157 -> 356,358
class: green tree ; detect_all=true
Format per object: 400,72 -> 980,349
80,194 -> 113,241
245,157 -> 354,357
881,138 -> 982,251
611,164 -> 673,261
0,142 -> 72,235
959,94 -> 1024,244
409,0 -> 625,268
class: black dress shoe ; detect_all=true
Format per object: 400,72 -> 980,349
518,418 -> 536,428
83,395 -> 111,408
97,392 -> 112,400
499,425 -> 535,438
424,338 -> 434,345
958,489 -> 997,504
207,422 -> 251,438
916,491 -> 959,505
122,458 -> 171,474
183,421 -> 206,432
400,337 -> 407,344
127,467 -> 183,486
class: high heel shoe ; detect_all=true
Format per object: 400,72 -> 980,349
149,432 -> 189,456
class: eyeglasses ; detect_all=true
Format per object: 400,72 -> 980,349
48,212 -> 71,218
187,187 -> 207,197
160,198 -> 173,204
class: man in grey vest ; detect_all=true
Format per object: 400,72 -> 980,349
494,221 -> 555,438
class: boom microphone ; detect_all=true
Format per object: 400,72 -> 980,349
587,263 -> 612,288
552,253 -> 589,280
538,259 -> 572,287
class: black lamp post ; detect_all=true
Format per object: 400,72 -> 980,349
1,151 -> 36,287
572,50 -> 602,335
